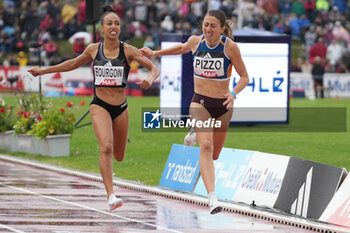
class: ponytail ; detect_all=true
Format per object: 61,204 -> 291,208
224,20 -> 234,41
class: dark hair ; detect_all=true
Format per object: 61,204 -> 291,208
100,5 -> 119,24
206,10 -> 234,40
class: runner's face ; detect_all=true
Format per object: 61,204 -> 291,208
202,15 -> 224,43
101,13 -> 120,39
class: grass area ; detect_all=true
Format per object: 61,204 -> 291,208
1,95 -> 350,186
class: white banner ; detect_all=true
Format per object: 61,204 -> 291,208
290,72 -> 350,98
232,151 -> 290,207
319,174 -> 350,228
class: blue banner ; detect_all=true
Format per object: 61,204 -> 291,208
159,144 -> 200,192
193,148 -> 254,200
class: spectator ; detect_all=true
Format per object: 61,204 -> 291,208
263,0 -> 279,18
241,0 -> 256,27
143,35 -> 155,50
327,38 -> 345,65
304,0 -> 316,21
178,1 -> 190,19
291,57 -> 302,72
311,56 -> 325,98
191,1 -> 205,20
111,0 -> 125,19
308,36 -> 327,63
341,51 -> 350,71
37,1 -> 49,20
316,0 -> 329,12
47,0 -> 60,20
17,51 -> 28,66
134,0 -> 148,23
280,0 -> 293,22
128,21 -> 147,38
44,39 -> 58,59
289,13 -> 301,36
298,14 -> 311,32
61,0 -> 77,24
324,59 -> 336,73
211,0 -> 221,10
323,22 -> 334,45
77,0 -> 86,23
292,0 -> 305,17
155,0 -> 169,20
73,37 -> 85,56
40,14 -> 54,32
64,18 -> 79,39
335,59 -> 347,73
9,54 -> 19,66
328,6 -> 341,22
304,25 -> 317,52
161,15 -> 174,32
331,0 -> 347,14
332,21 -> 350,44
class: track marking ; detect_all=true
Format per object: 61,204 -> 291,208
0,224 -> 26,233
0,183 -> 183,233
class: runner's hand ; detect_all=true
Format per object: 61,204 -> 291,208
136,78 -> 153,89
140,47 -> 154,58
223,92 -> 234,110
28,67 -> 44,77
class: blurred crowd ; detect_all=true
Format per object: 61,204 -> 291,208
0,0 -> 349,73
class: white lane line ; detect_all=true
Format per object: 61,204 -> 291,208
0,224 -> 26,233
1,183 -> 183,233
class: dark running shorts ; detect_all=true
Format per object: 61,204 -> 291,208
90,96 -> 128,120
191,93 -> 228,119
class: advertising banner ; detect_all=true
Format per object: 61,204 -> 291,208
159,35 -> 290,124
320,174 -> 350,228
158,144 -> 200,192
274,157 -> 347,219
0,66 -> 24,91
193,148 -> 254,200
290,73 -> 350,98
232,151 -> 289,207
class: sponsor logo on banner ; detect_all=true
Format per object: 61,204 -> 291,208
320,173 -> 350,228
274,157 -> 346,219
232,152 -> 289,207
158,144 -> 200,192
0,66 -> 24,91
193,148 -> 254,200
290,167 -> 313,217
327,197 -> 350,227
45,72 -> 63,89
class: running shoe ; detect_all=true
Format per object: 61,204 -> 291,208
108,193 -> 123,211
209,195 -> 222,214
184,127 -> 197,146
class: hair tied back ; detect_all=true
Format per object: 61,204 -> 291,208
102,5 -> 115,14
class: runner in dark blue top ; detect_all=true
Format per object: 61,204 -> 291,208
29,5 -> 160,212
141,10 -> 249,214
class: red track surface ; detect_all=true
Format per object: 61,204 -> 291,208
0,158 -> 316,233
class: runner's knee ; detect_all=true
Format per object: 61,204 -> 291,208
100,143 -> 113,156
200,141 -> 213,154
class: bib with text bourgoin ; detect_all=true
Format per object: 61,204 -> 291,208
93,66 -> 124,86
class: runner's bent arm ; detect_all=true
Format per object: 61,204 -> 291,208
125,44 -> 160,89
